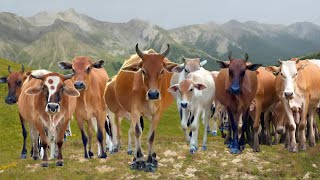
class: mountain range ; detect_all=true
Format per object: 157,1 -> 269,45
0,8 -> 320,75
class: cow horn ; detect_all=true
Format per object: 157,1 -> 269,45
64,73 -> 75,80
228,51 -> 232,61
161,44 -> 170,57
182,55 -> 186,63
135,43 -> 144,59
21,64 -> 25,73
8,65 -> 12,73
245,53 -> 249,61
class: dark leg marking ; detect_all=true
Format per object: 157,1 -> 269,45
80,130 -> 89,158
140,116 -> 144,131
97,129 -> 107,158
149,131 -> 155,144
19,114 -> 27,159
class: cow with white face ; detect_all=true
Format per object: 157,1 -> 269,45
168,68 -> 215,154
170,57 -> 207,142
267,58 -> 320,152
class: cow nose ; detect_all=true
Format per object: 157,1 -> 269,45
47,103 -> 59,113
284,92 -> 293,98
181,102 -> 188,109
74,81 -> 86,90
5,96 -> 16,104
230,86 -> 240,94
147,90 -> 160,100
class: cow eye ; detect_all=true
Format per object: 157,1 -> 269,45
16,80 -> 22,86
86,67 -> 91,73
72,69 -> 75,73
160,69 -> 164,75
190,88 -> 193,92
142,69 -> 146,75
184,69 -> 189,73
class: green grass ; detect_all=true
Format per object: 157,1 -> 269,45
1,58 -> 320,179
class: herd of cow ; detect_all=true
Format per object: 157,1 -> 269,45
1,43 -> 320,172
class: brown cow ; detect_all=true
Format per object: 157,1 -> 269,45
58,56 -> 109,158
18,72 -> 79,167
114,44 -> 177,172
215,52 -> 261,154
248,67 -> 277,152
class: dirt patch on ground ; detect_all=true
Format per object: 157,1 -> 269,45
94,165 -> 115,173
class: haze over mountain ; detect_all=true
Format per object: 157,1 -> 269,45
0,9 -> 320,74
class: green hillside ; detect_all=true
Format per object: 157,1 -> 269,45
1,57 -> 320,178
300,52 -> 320,60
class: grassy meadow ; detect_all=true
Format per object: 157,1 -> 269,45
1,58 -> 320,179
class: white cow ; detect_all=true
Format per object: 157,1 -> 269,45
168,68 -> 215,154
170,57 -> 207,142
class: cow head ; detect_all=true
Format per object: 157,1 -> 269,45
0,65 -> 27,104
58,56 -> 105,91
268,59 -> 307,100
122,44 -> 177,100
168,79 -> 206,109
25,72 -> 80,114
216,52 -> 261,94
172,57 -> 207,73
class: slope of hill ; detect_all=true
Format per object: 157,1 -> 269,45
1,9 -> 320,74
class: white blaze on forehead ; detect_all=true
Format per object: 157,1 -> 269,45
44,76 -> 61,102
281,61 -> 297,94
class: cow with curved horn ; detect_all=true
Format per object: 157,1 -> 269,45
18,72 -> 79,167
169,56 -> 208,143
114,44 -> 177,172
215,52 -> 261,154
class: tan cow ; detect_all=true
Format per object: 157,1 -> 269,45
114,44 -> 177,172
266,59 -> 320,152
215,52 -> 261,154
18,72 -> 79,167
58,56 -> 109,158
249,67 -> 278,152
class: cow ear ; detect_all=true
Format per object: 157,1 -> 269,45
216,61 -> 230,69
164,62 -> 178,72
265,66 -> 280,76
58,61 -> 72,70
168,84 -> 179,93
247,63 -> 262,71
297,63 -> 308,71
194,83 -> 207,90
92,60 -> 105,69
64,86 -> 80,97
25,85 -> 42,95
171,64 -> 185,73
0,77 -> 7,83
121,61 -> 142,72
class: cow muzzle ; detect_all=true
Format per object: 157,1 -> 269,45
74,81 -> 86,90
284,92 -> 293,99
180,102 -> 188,109
229,85 -> 240,94
46,103 -> 60,113
5,96 -> 16,105
147,90 -> 160,100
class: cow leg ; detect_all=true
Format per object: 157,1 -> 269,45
252,103 -> 262,152
88,117 -> 95,157
48,130 -> 56,160
227,109 -> 240,154
144,113 -> 161,173
298,103 -> 309,151
283,101 -> 297,152
127,118 -> 134,155
65,120 -> 72,137
264,112 -> 272,146
56,118 -> 69,166
130,113 -> 145,171
112,113 -> 120,152
212,112 -> 218,136
30,125 -> 40,160
202,110 -> 210,150
96,113 -> 107,158
307,109 -> 316,147
105,114 -> 114,153
19,114 -> 28,159
189,110 -> 200,154
272,123 -> 280,145
35,121 -> 49,167
314,115 -> 319,142
76,116 -> 90,158
181,109 -> 191,143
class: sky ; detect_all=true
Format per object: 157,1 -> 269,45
1,0 -> 320,28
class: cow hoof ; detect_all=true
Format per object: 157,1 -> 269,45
99,152 -> 107,159
56,161 -> 64,166
202,145 -> 207,151
130,160 -> 146,171
272,141 -> 279,145
212,131 -> 217,136
299,144 -> 306,151
289,146 -> 298,152
89,151 -> 94,158
227,143 -> 231,148
20,153 -> 27,159
145,162 -> 157,173
309,142 -> 315,147
41,162 -> 49,167
239,145 -> 245,151
127,150 -> 133,155
207,129 -> 211,134
189,146 -> 198,154
266,141 -> 272,146
33,156 -> 39,160
112,147 -> 119,153
253,147 -> 260,152
230,148 -> 240,154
